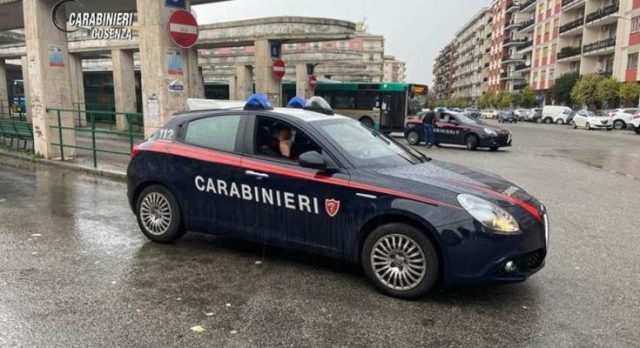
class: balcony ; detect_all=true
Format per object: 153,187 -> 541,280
517,40 -> 533,52
557,46 -> 582,61
502,54 -> 526,64
598,70 -> 613,78
560,17 -> 584,35
500,71 -> 525,80
520,19 -> 535,32
562,0 -> 585,12
583,38 -> 616,55
585,2 -> 619,26
505,19 -> 521,30
506,2 -> 520,13
515,63 -> 531,72
504,36 -> 527,47
519,0 -> 536,13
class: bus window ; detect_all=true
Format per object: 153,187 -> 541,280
334,94 -> 355,109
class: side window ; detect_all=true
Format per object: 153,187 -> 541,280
254,117 -> 323,161
184,115 -> 242,152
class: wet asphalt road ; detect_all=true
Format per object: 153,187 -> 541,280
0,121 -> 639,347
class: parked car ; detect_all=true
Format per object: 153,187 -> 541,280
481,109 -> 499,119
609,108 -> 638,130
571,110 -> 613,130
464,108 -> 481,118
542,106 -> 572,124
526,108 -> 542,122
630,113 -> 640,133
514,109 -> 529,121
498,111 -> 518,123
405,111 -> 512,151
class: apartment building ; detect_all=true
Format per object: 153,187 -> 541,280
383,55 -> 407,82
451,8 -> 493,99
432,42 -> 456,99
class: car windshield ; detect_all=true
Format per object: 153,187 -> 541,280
313,118 -> 427,168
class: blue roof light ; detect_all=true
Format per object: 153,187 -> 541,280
244,94 -> 273,111
286,96 -> 306,109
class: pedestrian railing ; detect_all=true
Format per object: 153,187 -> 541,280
47,107 -> 145,168
0,99 -> 27,121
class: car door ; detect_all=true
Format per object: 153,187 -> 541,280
574,111 -> 586,128
435,113 -> 464,144
235,115 -> 360,255
177,113 -> 255,236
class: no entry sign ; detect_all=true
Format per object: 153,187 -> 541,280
168,10 -> 199,49
273,59 -> 286,80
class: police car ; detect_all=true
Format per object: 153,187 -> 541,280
127,95 -> 547,299
405,111 -> 512,151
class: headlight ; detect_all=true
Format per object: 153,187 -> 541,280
484,128 -> 497,136
457,194 -> 520,234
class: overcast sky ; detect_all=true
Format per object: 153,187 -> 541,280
193,0 -> 492,86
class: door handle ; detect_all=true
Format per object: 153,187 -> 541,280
245,170 -> 269,179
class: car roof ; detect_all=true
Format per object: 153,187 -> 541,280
169,107 -> 350,125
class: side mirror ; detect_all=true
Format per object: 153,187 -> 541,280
298,151 -> 327,169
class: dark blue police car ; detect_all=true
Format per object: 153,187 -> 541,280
127,95 -> 548,299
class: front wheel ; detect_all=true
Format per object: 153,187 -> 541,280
136,185 -> 185,243
466,134 -> 479,151
361,223 -> 439,299
543,118 -> 552,124
585,122 -> 591,131
406,130 -> 421,146
556,118 -> 564,125
613,120 -> 625,130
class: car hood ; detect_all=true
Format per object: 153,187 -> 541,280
368,160 -> 534,207
588,116 -> 610,122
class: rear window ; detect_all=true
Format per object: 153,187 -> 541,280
184,115 -> 242,152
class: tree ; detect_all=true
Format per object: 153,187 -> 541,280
571,74 -> 602,109
477,91 -> 495,109
619,82 -> 640,107
496,91 -> 512,109
596,77 -> 620,108
551,72 -> 579,105
518,86 -> 537,108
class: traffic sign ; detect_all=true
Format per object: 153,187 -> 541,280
273,59 -> 286,80
168,10 -> 199,49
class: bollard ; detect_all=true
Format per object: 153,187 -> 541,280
57,110 -> 65,161
90,111 -> 97,168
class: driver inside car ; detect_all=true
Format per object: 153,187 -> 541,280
273,125 -> 293,159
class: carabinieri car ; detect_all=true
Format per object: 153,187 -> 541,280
405,111 -> 512,151
127,95 -> 548,299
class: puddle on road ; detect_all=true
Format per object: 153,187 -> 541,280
544,149 -> 639,180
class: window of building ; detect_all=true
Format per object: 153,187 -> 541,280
632,17 -> 640,33
185,115 -> 242,152
549,68 -> 555,80
628,53 -> 638,69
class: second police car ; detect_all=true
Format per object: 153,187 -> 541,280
127,95 -> 548,299
405,111 -> 512,151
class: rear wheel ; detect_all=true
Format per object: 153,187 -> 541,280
613,120 -> 625,130
556,118 -> 564,125
466,134 -> 479,151
361,223 -> 439,299
136,185 -> 185,243
406,130 -> 421,146
543,117 -> 552,124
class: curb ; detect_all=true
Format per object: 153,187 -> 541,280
0,149 -> 126,181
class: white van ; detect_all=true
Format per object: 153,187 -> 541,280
542,106 -> 573,124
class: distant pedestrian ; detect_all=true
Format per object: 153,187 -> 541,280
422,111 -> 436,148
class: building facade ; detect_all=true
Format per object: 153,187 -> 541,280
432,42 -> 456,100
383,55 -> 406,82
452,8 -> 492,100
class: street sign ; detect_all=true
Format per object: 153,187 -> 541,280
168,10 -> 199,49
270,42 -> 281,59
273,59 -> 286,80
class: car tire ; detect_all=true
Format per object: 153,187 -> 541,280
543,117 -> 552,124
361,223 -> 439,299
359,116 -> 374,128
555,118 -> 564,125
136,185 -> 185,243
466,134 -> 479,151
406,130 -> 421,146
571,121 -> 577,129
585,122 -> 591,131
613,120 -> 625,130
635,126 -> 640,134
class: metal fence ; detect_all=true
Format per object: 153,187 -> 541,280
47,107 -> 144,168
0,99 -> 27,121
